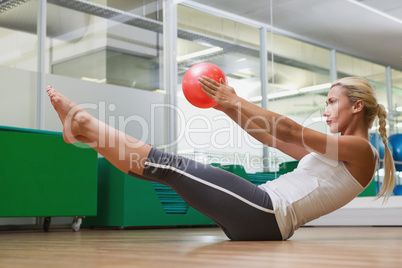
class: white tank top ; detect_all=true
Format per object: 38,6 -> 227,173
259,152 -> 375,240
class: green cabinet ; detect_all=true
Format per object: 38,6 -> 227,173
84,158 -> 215,229
0,126 -> 97,222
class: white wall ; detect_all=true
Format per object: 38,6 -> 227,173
0,65 -> 37,129
45,73 -> 166,146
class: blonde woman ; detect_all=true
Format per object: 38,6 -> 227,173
46,76 -> 394,241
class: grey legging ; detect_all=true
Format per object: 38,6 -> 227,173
128,147 -> 282,241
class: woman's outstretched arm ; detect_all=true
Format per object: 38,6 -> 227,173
219,105 -> 309,161
198,76 -> 374,165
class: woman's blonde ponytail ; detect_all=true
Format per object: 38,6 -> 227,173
376,104 -> 395,201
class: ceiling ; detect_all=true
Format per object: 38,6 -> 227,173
188,0 -> 402,71
2,0 -> 400,71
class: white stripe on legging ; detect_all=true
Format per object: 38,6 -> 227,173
145,162 -> 275,214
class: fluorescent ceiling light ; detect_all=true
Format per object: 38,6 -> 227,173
311,117 -> 326,122
347,0 -> 402,25
173,0 -> 187,4
267,90 -> 299,99
299,83 -> 332,93
81,77 -> 106,83
274,83 -> 331,98
177,47 -> 223,62
249,83 -> 331,102
396,107 -> 402,112
230,69 -> 258,79
236,58 -> 247,62
249,96 -> 263,102
153,89 -> 166,94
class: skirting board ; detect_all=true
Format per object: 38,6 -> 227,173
305,196 -> 402,226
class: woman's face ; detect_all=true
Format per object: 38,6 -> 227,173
323,85 -> 355,134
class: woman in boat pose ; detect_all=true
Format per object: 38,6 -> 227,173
46,76 -> 394,241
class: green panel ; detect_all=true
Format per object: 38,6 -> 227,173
0,125 -> 62,135
279,161 -> 299,174
151,182 -> 190,214
247,172 -> 278,185
358,179 -> 376,197
123,176 -> 214,227
85,157 -> 126,226
84,159 -> 215,228
0,128 -> 97,217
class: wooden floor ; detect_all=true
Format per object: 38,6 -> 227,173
1,226 -> 402,267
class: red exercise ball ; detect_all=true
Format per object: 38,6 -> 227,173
182,62 -> 227,109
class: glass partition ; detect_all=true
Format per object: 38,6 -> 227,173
177,5 -> 263,172
337,52 -> 389,137
49,0 -> 163,92
264,33 -> 331,165
337,52 -> 388,113
0,0 -> 38,71
0,0 -> 166,146
44,0 -> 166,147
266,33 -> 331,118
392,68 -> 402,134
0,0 -> 38,128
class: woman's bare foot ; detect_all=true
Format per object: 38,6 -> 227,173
46,86 -> 93,144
